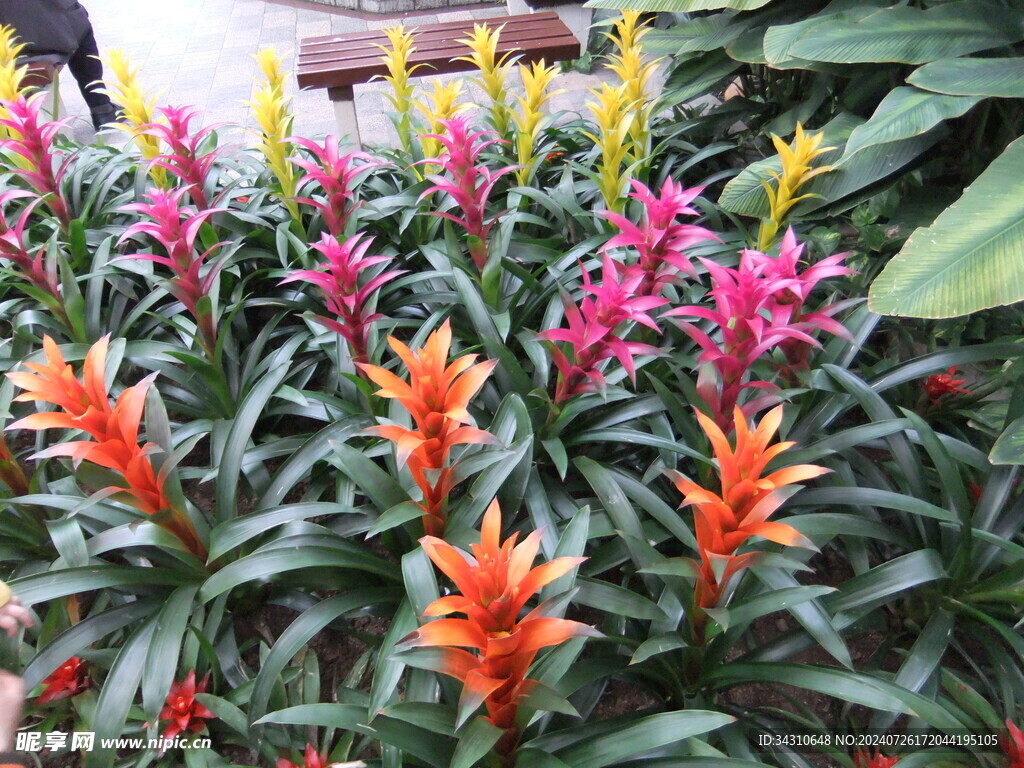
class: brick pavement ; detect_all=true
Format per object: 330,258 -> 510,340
49,0 -> 630,148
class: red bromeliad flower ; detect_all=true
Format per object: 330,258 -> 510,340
0,432 -> 29,496
358,321 -> 498,535
290,135 -> 379,237
279,232 -> 404,365
140,105 -> 224,210
667,406 -> 828,638
419,116 -> 518,271
924,366 -> 971,404
0,189 -> 69,325
601,179 -> 720,297
36,657 -> 90,705
6,336 -> 205,557
118,187 -> 228,357
1004,719 -> 1024,768
277,743 -> 328,768
853,749 -> 899,768
158,670 -> 214,741
0,94 -> 72,229
399,500 -> 599,760
665,235 -> 851,429
538,253 -> 665,404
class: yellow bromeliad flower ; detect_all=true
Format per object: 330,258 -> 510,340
103,49 -> 166,186
455,23 -> 514,138
758,122 -> 835,250
584,82 -> 634,212
248,46 -> 300,222
377,25 -> 422,152
0,25 -> 26,102
512,60 -> 560,185
604,11 -> 660,168
414,77 -> 468,171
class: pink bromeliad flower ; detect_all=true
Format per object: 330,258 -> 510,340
0,95 -> 72,229
290,135 -> 379,237
745,228 -> 854,367
601,179 -> 720,296
419,116 -> 518,272
539,253 -> 666,404
118,188 -> 228,357
666,233 -> 852,428
140,105 -> 224,210
279,232 -> 404,365
0,190 -> 68,323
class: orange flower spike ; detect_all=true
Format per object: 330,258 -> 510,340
7,335 -> 113,438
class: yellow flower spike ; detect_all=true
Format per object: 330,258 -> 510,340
455,23 -> 514,137
0,25 -> 26,102
512,59 -> 561,185
603,11 -> 661,170
101,49 -> 166,186
376,25 -> 422,152
414,78 -> 468,171
584,82 -> 635,212
757,122 -> 836,250
248,47 -> 300,223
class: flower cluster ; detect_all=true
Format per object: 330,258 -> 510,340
0,94 -> 72,229
249,47 -> 300,222
37,657 -> 90,704
668,406 -> 827,639
280,232 -> 403,365
103,49 -> 166,187
118,187 -> 227,358
539,253 -> 665,404
399,500 -> 599,756
290,136 -> 378,238
923,366 -> 971,404
277,744 -> 329,768
158,670 -> 214,741
604,11 -> 659,167
6,336 -> 205,556
512,60 -> 561,185
376,25 -> 421,152
758,123 -> 834,250
141,105 -> 223,210
602,179 -> 719,297
360,321 -> 498,535
853,749 -> 899,768
456,23 -> 513,137
420,116 -> 517,271
667,228 -> 853,427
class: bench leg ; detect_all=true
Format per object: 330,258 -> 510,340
327,85 -> 360,147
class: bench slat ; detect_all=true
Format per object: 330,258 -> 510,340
296,12 -> 579,91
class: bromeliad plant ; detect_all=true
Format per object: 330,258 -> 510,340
6,335 -> 206,557
360,320 -> 499,535
141,105 -> 224,210
377,25 -> 421,153
103,48 -> 167,187
290,136 -> 379,238
511,60 -> 561,186
250,47 -> 300,224
456,23 -> 515,139
397,499 -> 600,763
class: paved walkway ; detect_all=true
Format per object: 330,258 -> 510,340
50,0 -> 629,148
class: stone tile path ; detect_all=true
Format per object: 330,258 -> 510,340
49,0 -> 635,148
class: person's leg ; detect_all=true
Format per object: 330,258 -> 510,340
0,671 -> 25,753
66,24 -> 117,128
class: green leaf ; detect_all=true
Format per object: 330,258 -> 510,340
869,134 -> 1024,317
824,550 -> 947,617
450,716 -> 503,768
142,585 -> 199,721
255,702 -> 368,728
209,502 -> 361,561
86,621 -> 156,768
909,57 -> 1024,98
11,566 -> 192,605
194,694 -> 250,738
842,87 -> 981,159
704,585 -> 835,631
199,545 -> 395,602
553,710 -> 733,767
575,577 -> 667,620
991,414 -> 1024,465
789,2 -> 1024,64
709,664 -> 964,728
630,632 -> 688,665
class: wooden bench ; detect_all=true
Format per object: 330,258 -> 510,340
296,12 -> 580,145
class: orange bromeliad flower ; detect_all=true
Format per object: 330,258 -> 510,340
399,500 -> 599,760
358,321 -> 498,535
668,406 -> 828,636
6,336 -> 205,557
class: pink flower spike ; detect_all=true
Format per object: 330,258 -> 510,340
290,135 -> 380,237
601,178 -> 720,296
0,94 -> 73,229
417,116 -> 519,271
140,105 -> 225,210
279,232 -> 404,365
